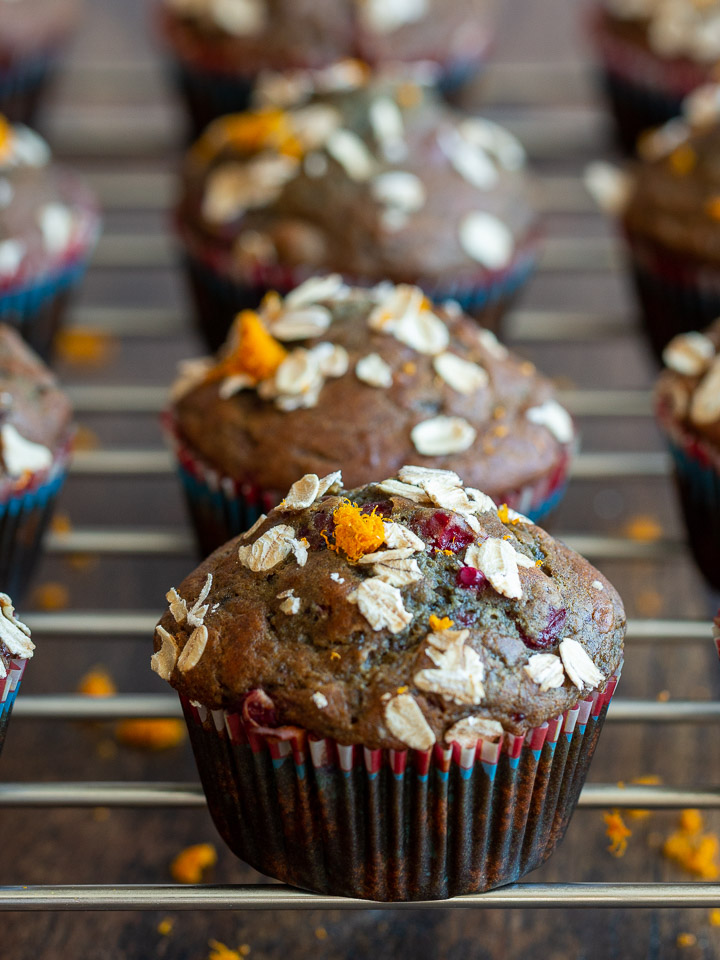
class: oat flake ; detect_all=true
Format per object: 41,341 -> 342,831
444,715 -> 504,747
464,538 -> 524,600
151,625 -> 177,680
411,416 -> 476,456
177,624 -> 209,673
559,638 -> 605,691
433,352 -> 488,394
384,693 -> 436,751
524,653 -> 565,691
348,577 -> 413,634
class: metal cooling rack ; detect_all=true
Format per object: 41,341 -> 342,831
1,56 -> 718,914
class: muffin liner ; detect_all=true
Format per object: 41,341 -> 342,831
0,50 -> 58,125
587,5 -> 708,152
163,412 -> 574,557
0,172 -> 100,359
179,672 -> 619,901
656,399 -> 720,591
0,434 -> 73,601
0,658 -> 27,757
181,235 -> 539,353
624,232 -> 720,362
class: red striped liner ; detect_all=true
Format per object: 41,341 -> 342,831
180,671 -> 619,900
0,658 -> 26,704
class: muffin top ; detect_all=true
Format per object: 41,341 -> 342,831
0,593 -> 33,679
0,324 -> 73,484
170,278 -> 574,499
152,467 -> 625,748
160,0 -> 493,74
656,320 -> 720,451
0,117 -> 100,288
177,73 -> 536,284
0,0 -> 79,59
599,0 -> 720,64
587,85 -> 720,263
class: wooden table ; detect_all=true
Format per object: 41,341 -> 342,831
2,0 -> 719,956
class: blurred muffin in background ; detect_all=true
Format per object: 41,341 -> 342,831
0,324 -> 74,599
175,70 -> 538,351
655,322 -> 720,591
164,277 -> 575,555
586,84 -> 720,359
157,0 -> 497,136
0,115 -> 100,358
587,0 -> 720,152
0,0 -> 80,125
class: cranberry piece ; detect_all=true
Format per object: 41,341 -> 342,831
457,566 -> 488,589
416,511 -> 475,552
298,510 -> 335,549
520,606 -> 567,651
454,609 -> 479,627
360,500 -> 393,518
242,689 -> 278,729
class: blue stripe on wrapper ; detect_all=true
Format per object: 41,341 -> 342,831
0,465 -> 68,601
666,439 -> 720,591
0,257 -> 90,359
0,669 -> 25,758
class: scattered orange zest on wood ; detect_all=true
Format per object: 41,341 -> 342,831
77,667 -> 117,697
157,918 -> 174,936
115,718 -> 186,751
55,328 -> 116,367
207,940 -> 244,960
32,582 -> 69,611
623,514 -> 663,543
603,809 -> 631,857
663,809 -> 720,880
677,933 -> 697,948
170,843 -> 217,885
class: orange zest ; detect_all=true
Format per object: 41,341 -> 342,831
0,116 -> 12,162
170,843 -> 217,884
192,108 -> 303,165
324,500 -> 385,561
77,667 -> 117,698
115,718 -> 186,751
668,143 -> 697,177
429,615 -> 454,632
707,195 -> 720,221
208,310 -> 287,385
603,809 -> 631,857
663,809 -> 720,879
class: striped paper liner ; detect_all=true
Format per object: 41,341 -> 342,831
180,671 -> 620,901
587,5 -> 709,151
0,433 -> 73,600
0,658 -> 27,757
178,219 -> 540,352
656,396 -> 720,591
163,411 -> 575,557
624,232 -> 720,362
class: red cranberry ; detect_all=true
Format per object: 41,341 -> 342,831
298,510 -> 335,548
415,511 -> 476,552
457,566 -> 488,589
242,689 -> 278,729
520,606 -> 567,651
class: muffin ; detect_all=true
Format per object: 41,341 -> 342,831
0,0 -> 79,125
157,0 -> 496,136
586,86 -> 720,359
166,278 -> 575,555
587,0 -> 720,152
175,73 -> 538,350
655,323 -> 720,590
152,466 -> 625,900
0,116 -> 100,358
0,324 -> 74,598
0,593 -> 33,757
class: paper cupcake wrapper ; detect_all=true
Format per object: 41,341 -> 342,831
180,672 -> 619,901
181,235 -> 539,353
164,412 -> 573,557
0,658 -> 27,757
0,49 -> 59,125
0,436 -> 72,600
656,402 -> 720,591
624,232 -> 720,361
587,6 -> 708,150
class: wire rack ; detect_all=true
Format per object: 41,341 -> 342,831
1,38 -> 719,920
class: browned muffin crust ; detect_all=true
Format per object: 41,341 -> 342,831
0,324 -> 73,456
177,77 -> 535,284
655,320 -> 720,451
153,469 -> 625,748
171,284 -> 574,498
622,113 -> 720,264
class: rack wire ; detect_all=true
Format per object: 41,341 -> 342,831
3,49 -> 719,921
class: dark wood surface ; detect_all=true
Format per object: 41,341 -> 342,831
2,0 -> 720,956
